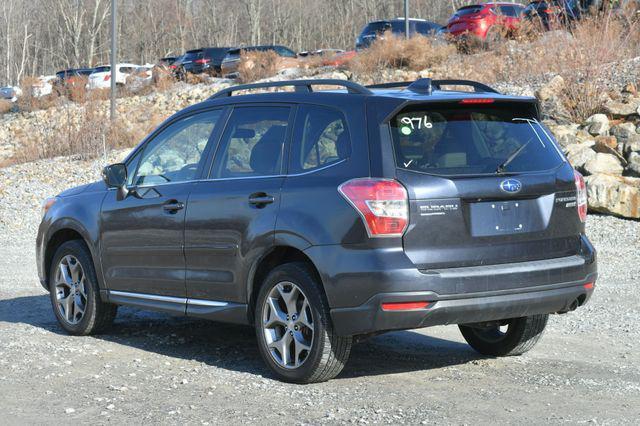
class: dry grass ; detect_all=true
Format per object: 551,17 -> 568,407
8,100 -> 158,165
0,100 -> 13,115
349,32 -> 456,75
237,50 -> 281,83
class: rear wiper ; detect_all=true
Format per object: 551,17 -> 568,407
495,141 -> 530,174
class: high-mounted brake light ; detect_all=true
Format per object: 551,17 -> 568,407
459,98 -> 495,104
338,178 -> 409,238
574,170 -> 587,223
382,301 -> 430,311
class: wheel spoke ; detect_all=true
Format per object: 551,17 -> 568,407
297,299 -> 313,330
59,294 -> 74,322
293,332 -> 311,367
58,262 -> 73,286
264,297 -> 287,327
278,284 -> 299,315
268,332 -> 292,366
68,259 -> 82,283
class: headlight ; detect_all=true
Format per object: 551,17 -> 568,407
42,197 -> 58,216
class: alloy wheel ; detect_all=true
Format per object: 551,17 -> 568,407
54,255 -> 88,325
262,281 -> 314,369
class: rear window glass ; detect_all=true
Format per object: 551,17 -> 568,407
456,5 -> 483,16
390,103 -> 564,176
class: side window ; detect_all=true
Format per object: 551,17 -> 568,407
211,106 -> 290,178
132,110 -> 221,186
499,5 -> 519,17
290,105 -> 351,174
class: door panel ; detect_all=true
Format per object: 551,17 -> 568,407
185,178 -> 284,302
100,184 -> 191,297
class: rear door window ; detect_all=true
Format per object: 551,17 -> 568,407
210,106 -> 291,178
390,103 -> 564,176
290,105 -> 351,174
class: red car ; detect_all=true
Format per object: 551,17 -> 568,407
447,2 -> 525,45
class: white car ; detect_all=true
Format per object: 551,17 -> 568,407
87,63 -> 141,90
31,75 -> 56,97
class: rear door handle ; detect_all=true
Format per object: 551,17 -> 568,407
163,200 -> 184,213
249,193 -> 275,206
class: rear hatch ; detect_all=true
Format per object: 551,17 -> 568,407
388,99 -> 582,270
448,5 -> 485,33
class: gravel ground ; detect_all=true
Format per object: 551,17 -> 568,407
1,157 -> 639,424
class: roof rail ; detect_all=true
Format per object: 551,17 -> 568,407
208,79 -> 373,100
366,78 -> 500,94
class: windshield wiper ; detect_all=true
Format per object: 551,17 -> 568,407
495,141 -> 530,174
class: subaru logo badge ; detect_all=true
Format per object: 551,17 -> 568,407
500,179 -> 522,194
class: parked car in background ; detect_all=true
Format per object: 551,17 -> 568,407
523,0 -> 582,30
355,18 -> 442,50
446,2 -> 526,47
54,68 -> 94,93
321,50 -> 357,67
172,47 -> 233,79
31,75 -> 57,97
0,86 -> 21,102
88,63 -> 140,90
158,56 -> 178,67
220,45 -> 298,78
298,48 -> 345,58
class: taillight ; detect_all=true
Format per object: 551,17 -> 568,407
169,64 -> 177,69
459,98 -> 494,104
338,178 -> 409,238
574,170 -> 587,223
103,74 -> 111,81
194,58 -> 210,64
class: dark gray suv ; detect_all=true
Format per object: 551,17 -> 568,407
37,78 -> 597,383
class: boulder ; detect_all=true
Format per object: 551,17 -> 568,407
628,152 -> 640,176
593,136 -> 627,166
548,123 -> 579,148
536,75 -> 564,101
585,174 -> 640,219
603,97 -> 640,117
565,143 -> 596,172
584,152 -> 623,175
584,114 -> 609,136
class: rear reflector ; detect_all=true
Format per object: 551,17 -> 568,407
382,301 -> 430,311
583,282 -> 594,290
459,98 -> 495,104
574,170 -> 587,223
338,178 -> 408,238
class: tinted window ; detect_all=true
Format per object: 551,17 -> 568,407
211,107 -> 290,178
290,105 -> 350,173
455,5 -> 484,16
360,21 -> 392,36
416,21 -> 440,34
390,104 -> 563,176
132,111 -> 221,186
93,66 -> 110,73
499,5 -> 522,16
273,46 -> 296,58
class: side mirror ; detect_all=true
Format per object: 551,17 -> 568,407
102,163 -> 129,200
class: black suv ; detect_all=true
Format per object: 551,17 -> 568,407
356,18 -> 441,50
173,47 -> 233,78
37,78 -> 597,383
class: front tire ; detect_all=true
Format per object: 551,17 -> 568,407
49,240 -> 117,335
255,262 -> 352,383
459,314 -> 548,357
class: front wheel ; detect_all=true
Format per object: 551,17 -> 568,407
459,314 -> 548,357
49,240 -> 117,335
255,262 -> 352,383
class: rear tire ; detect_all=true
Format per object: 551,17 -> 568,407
49,240 -> 117,336
459,314 -> 548,357
254,262 -> 352,383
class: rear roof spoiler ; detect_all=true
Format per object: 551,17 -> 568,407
366,78 -> 500,95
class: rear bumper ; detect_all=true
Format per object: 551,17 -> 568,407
304,235 -> 597,336
330,280 -> 595,336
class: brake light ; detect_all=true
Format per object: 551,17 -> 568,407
382,301 -> 430,311
169,64 -> 177,69
460,98 -> 495,104
194,58 -> 210,64
103,74 -> 111,81
574,170 -> 587,223
583,282 -> 594,290
338,178 -> 409,238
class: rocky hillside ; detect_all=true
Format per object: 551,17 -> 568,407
0,66 -> 639,219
